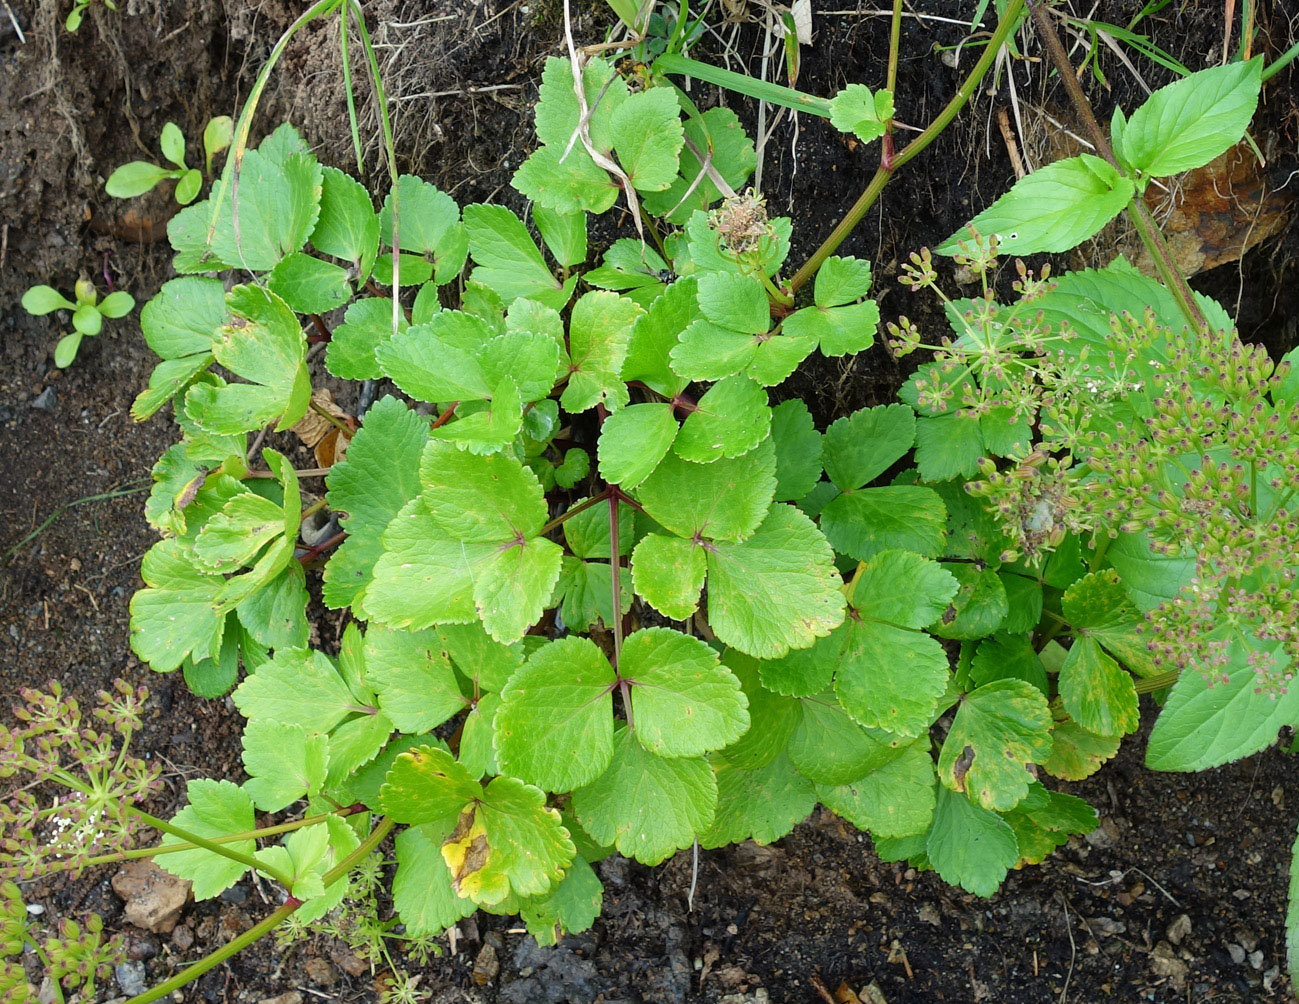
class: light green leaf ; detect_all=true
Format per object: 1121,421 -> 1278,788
463,203 -> 567,308
1059,636 -> 1138,738
519,854 -> 604,946
105,161 -> 172,198
534,205 -> 587,267
267,252 -> 352,314
192,491 -> 285,573
393,824 -> 477,936
561,291 -> 642,413
770,399 -> 822,502
1146,634 -> 1299,771
473,535 -> 565,642
969,634 -> 1049,696
380,175 -> 467,284
787,692 -> 902,784
697,271 -> 770,334
534,55 -> 627,152
914,412 -> 984,482
814,255 -> 874,307
717,653 -> 801,769
938,679 -> 1053,811
365,625 -> 468,732
1042,707 -> 1121,781
640,107 -> 757,224
1116,58 -> 1262,180
232,648 -> 358,733
323,712 -> 394,791
937,154 -> 1135,256
928,564 -> 1009,640
22,284 -> 75,315
703,753 -> 816,847
323,395 -> 428,610
139,276 -> 224,359
835,617 -> 951,738
816,740 -> 936,838
759,630 -> 840,697
377,311 -> 496,403
420,441 -> 546,541
597,403 -> 678,488
159,780 -> 255,899
202,116 -> 233,172
635,437 -> 776,543
234,561 -> 309,650
159,122 -> 187,167
781,299 -> 879,358
821,404 -> 915,490
1062,569 -> 1159,676
611,86 -> 685,191
72,304 -> 102,336
850,549 -> 960,628
310,168 -> 379,277
175,169 -> 202,205
513,145 -> 619,215
630,533 -> 706,620
129,538 -> 225,673
1107,530 -> 1197,611
53,332 -> 82,368
820,485 -> 948,560
494,636 -> 616,791
707,503 -> 846,659
572,727 -> 716,865
674,376 -> 771,463
828,84 -> 895,142
241,720 -> 328,811
183,285 -> 309,435
380,745 -> 480,825
622,628 -> 748,758
622,276 -> 695,398
325,297 -> 408,381
925,784 -> 1019,898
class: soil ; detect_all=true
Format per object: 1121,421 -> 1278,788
2,1 -> 1298,1002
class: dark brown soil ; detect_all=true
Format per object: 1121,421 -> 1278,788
2,1 -> 1298,1002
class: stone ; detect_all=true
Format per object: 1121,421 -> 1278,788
1228,943 -> 1247,965
111,860 -> 190,934
29,387 -> 56,412
304,957 -> 338,985
1149,942 -> 1187,989
1166,914 -> 1191,946
473,943 -> 500,986
114,961 -> 147,997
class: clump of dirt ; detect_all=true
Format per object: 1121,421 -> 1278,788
2,1 -> 1298,1002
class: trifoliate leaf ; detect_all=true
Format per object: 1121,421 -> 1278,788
819,485 -> 948,560
469,535 -> 565,643
380,745 -> 480,825
1146,634 -> 1299,771
835,616 -> 951,738
572,727 -> 716,865
814,255 -> 874,307
133,276 -> 223,416
622,276 -> 696,398
1004,784 -> 1098,866
168,148 -> 322,273
611,86 -> 685,192
770,399 -> 822,502
816,740 -> 936,838
969,634 -> 1049,697
323,395 -> 429,610
420,441 -> 546,541
380,175 -> 468,285
534,55 -> 627,152
494,636 -> 617,791
786,691 -> 903,784
513,145 -> 619,215
1042,705 -> 1121,781
630,533 -> 706,620
849,549 -> 961,628
707,504 -> 846,659
267,252 -> 352,314
159,780 -> 255,899
702,753 -> 816,848
463,203 -> 568,309
914,412 -> 984,482
183,285 -> 310,435
561,291 -> 642,413
780,299 -> 879,358
519,854 -> 604,946
1062,569 -> 1158,676
310,166 -> 379,280
929,564 -> 1009,640
622,628 -> 748,758
938,679 -> 1053,811
365,625 -> 468,733
697,271 -> 770,334
129,538 -> 225,672
935,154 -> 1135,257
925,784 -> 1019,898
669,319 -> 761,381
192,491 -> 285,573
635,437 -> 776,543
716,653 -> 801,770
232,648 -> 358,733
1059,636 -> 1138,738
325,297 -> 408,381
821,404 -> 915,490
241,720 -> 328,811
758,630 -> 840,697
828,84 -> 894,142
674,376 -> 771,463
597,403 -> 678,488
641,107 -> 757,224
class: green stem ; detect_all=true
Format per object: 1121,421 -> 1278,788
1262,38 -> 1299,82
1024,0 -> 1207,334
126,808 -> 295,890
1134,670 -> 1179,694
301,498 -> 329,521
124,818 -> 395,1004
653,53 -> 834,116
338,8 -> 364,175
791,0 -> 1026,290
885,0 -> 903,94
74,807 -> 364,871
608,491 -> 624,668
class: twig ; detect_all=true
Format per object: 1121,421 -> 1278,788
809,974 -> 838,1004
1057,893 -> 1076,1004
2,0 -> 24,43
997,107 -> 1026,178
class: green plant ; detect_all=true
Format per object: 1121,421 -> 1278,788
105,118 -> 234,205
0,880 -> 122,1004
64,0 -> 116,32
20,279 -> 135,367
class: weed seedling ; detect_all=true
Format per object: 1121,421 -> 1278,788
105,118 -> 233,205
21,279 -> 135,367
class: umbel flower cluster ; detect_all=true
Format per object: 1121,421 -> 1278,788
0,682 -> 162,879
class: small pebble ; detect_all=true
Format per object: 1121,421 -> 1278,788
1228,943 -> 1247,965
115,961 -> 147,997
29,387 -> 56,412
